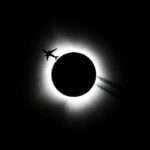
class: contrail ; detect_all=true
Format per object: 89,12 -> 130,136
96,84 -> 121,98
97,76 -> 124,98
97,76 -> 122,90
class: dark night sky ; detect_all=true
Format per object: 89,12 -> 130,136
4,5 -> 140,147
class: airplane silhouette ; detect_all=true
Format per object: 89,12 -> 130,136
41,48 -> 58,60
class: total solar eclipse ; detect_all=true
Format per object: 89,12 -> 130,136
52,52 -> 96,97
38,37 -> 119,115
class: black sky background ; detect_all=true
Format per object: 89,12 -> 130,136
4,4 -> 141,147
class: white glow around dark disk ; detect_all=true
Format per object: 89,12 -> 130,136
39,39 -> 107,114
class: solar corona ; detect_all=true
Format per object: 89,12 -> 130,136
39,40 -> 108,114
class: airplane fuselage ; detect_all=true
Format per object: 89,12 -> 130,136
41,48 -> 58,60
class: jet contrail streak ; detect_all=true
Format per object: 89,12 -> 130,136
97,76 -> 124,98
97,84 -> 121,98
97,76 -> 122,90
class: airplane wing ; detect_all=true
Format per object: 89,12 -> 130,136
41,49 -> 47,53
50,48 -> 57,53
46,55 -> 49,60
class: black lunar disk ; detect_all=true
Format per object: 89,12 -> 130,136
52,52 -> 96,97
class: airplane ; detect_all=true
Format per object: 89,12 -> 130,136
41,48 -> 58,60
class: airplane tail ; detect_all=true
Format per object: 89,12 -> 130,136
54,56 -> 58,60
